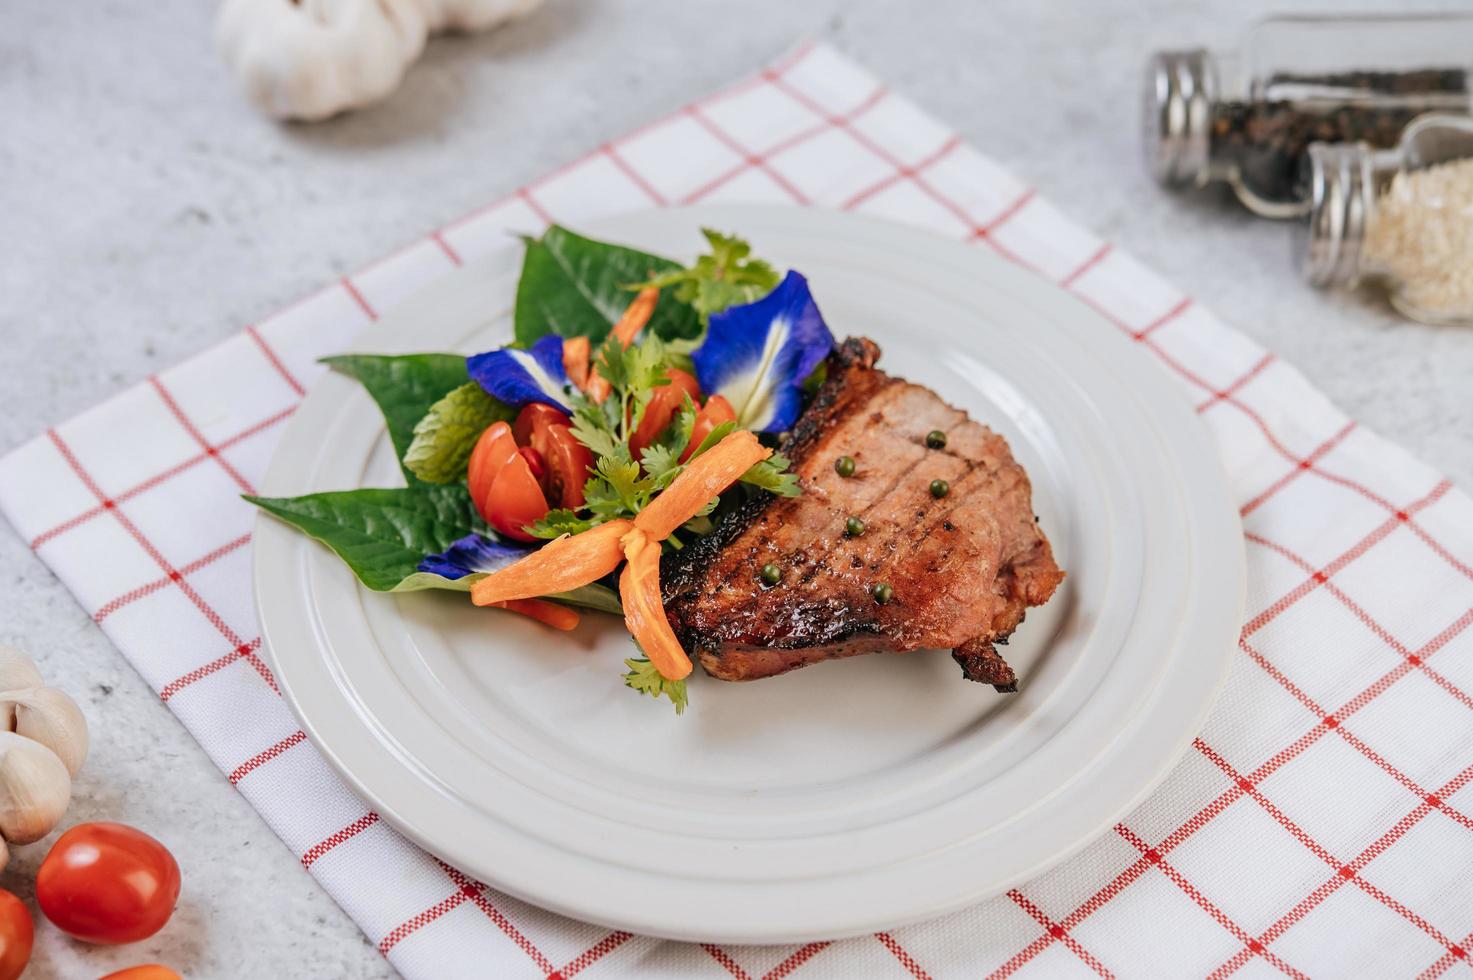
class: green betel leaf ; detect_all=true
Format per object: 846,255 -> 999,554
402,383 -> 513,483
322,354 -> 471,479
514,226 -> 700,346
245,484 -> 486,592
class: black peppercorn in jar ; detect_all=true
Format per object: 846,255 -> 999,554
1145,15 -> 1473,218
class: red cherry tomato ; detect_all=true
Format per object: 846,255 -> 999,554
682,394 -> 738,462
467,421 -> 519,522
36,822 -> 180,945
100,967 -> 183,980
517,445 -> 547,484
486,450 -> 550,541
630,368 -> 702,459
512,402 -> 569,448
541,424 -> 594,509
0,888 -> 32,980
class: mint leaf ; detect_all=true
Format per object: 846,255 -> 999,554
322,354 -> 470,480
245,484 -> 486,592
623,657 -> 689,715
640,228 -> 782,320
515,227 -> 700,345
402,383 -> 513,483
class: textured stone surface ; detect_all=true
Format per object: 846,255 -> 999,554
1,0 -> 1467,976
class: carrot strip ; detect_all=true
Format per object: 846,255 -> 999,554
611,286 -> 659,347
470,519 -> 633,606
492,598 -> 581,631
562,335 -> 591,391
635,430 -> 771,541
587,287 -> 659,403
618,528 -> 692,680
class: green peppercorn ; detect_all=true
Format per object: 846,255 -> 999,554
925,430 -> 947,449
845,516 -> 866,537
834,455 -> 856,478
872,582 -> 894,604
760,563 -> 782,586
930,478 -> 950,499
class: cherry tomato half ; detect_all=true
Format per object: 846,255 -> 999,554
485,450 -> 550,542
540,424 -> 594,509
100,967 -> 183,980
37,822 -> 180,945
467,421 -> 519,523
630,368 -> 702,459
0,888 -> 32,980
682,394 -> 737,462
512,402 -> 569,449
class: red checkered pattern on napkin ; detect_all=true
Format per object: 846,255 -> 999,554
4,42 -> 1473,979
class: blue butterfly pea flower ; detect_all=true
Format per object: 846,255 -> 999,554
691,270 -> 834,433
467,335 -> 573,413
418,533 -> 530,580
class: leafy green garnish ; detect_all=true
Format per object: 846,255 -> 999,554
741,451 -> 802,497
402,383 -> 512,483
639,229 -> 782,321
526,508 -> 595,540
514,226 -> 701,346
321,354 -> 471,480
245,484 -> 489,592
623,657 -> 688,715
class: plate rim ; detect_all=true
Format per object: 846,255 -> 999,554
253,205 -> 1245,943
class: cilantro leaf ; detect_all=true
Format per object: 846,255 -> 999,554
741,452 -> 802,497
527,508 -> 595,539
623,657 -> 688,715
402,383 -> 512,483
640,229 -> 782,321
639,443 -> 683,488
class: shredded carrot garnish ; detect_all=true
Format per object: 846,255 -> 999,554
588,287 -> 659,403
492,598 -> 581,631
470,519 -> 633,606
562,335 -> 591,391
471,432 -> 770,682
635,429 -> 770,541
611,286 -> 659,347
618,528 -> 692,680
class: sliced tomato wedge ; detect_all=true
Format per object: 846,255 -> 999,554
630,368 -> 703,460
541,424 -> 594,508
513,403 -> 568,449
681,394 -> 737,463
486,450 -> 550,542
467,422 -> 519,523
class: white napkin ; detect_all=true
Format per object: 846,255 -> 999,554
5,42 -> 1473,978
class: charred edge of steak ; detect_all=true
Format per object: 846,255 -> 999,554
953,637 -> 1019,693
660,337 -> 883,615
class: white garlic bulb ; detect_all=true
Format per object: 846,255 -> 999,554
0,646 -> 90,851
0,733 -> 70,845
214,0 -> 546,121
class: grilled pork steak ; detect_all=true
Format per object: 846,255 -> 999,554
662,337 -> 1063,690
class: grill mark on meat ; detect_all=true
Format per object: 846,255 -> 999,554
662,337 -> 1063,687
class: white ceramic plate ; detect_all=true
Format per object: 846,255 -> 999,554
253,206 -> 1243,944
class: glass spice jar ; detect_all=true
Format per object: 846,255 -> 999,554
1302,114 -> 1473,326
1145,14 -> 1473,218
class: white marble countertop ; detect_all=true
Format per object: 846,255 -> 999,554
2,1 -> 1469,976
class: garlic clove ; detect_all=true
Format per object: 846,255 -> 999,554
13,688 -> 88,777
0,732 -> 70,845
0,646 -> 43,695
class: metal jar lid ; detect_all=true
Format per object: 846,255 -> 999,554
1302,141 -> 1374,288
1144,49 -> 1216,186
